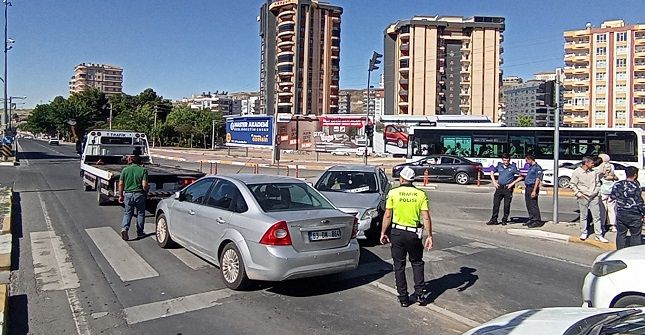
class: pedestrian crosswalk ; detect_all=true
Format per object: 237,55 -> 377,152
30,225 -> 499,325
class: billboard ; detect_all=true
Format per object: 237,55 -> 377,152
225,116 -> 273,148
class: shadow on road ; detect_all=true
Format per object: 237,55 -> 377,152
7,294 -> 28,335
18,151 -> 78,160
10,192 -> 22,271
422,267 -> 479,304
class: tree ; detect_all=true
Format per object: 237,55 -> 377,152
24,104 -> 57,135
517,115 -> 534,127
111,104 -> 155,134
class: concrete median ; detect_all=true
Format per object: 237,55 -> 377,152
0,187 -> 12,334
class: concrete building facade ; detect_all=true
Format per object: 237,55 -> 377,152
69,63 -> 123,96
503,80 -> 559,127
181,92 -> 240,115
259,0 -> 342,116
563,19 -> 645,128
383,15 -> 505,120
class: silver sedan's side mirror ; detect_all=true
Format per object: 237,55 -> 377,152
174,191 -> 181,200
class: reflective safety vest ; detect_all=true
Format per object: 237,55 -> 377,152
385,185 -> 429,227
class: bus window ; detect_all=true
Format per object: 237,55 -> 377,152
560,131 -> 605,159
509,133 -> 535,158
473,135 -> 506,158
607,131 -> 637,162
441,136 -> 471,157
536,131 -> 554,158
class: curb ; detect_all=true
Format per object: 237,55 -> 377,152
506,227 -> 616,251
514,186 -> 575,197
0,187 -> 11,334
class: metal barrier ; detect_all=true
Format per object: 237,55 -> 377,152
1,144 -> 12,161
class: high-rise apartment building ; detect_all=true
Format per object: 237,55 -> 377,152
563,20 -> 645,128
259,0 -> 342,116
503,80 -> 559,127
384,15 -> 505,120
69,63 -> 123,96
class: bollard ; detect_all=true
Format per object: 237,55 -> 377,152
255,164 -> 260,174
210,162 -> 213,174
214,162 -> 218,175
200,161 -> 203,172
477,170 -> 481,187
296,165 -> 300,178
423,169 -> 429,187
286,165 -> 290,177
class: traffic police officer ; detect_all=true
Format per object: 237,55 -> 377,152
380,166 -> 433,307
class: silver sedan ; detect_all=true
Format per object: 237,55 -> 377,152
154,174 -> 360,290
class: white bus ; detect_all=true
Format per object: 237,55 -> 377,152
407,126 -> 643,172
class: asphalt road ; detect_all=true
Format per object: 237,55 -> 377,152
4,139 -> 605,335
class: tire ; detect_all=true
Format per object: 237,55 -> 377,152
397,139 -> 405,148
455,172 -> 470,185
558,176 -> 571,188
219,243 -> 250,290
613,295 -> 645,308
155,213 -> 175,248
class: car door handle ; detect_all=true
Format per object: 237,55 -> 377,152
189,210 -> 195,215
216,217 -> 227,224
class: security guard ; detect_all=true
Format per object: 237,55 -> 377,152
380,166 -> 433,307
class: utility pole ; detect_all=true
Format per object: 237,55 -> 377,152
108,101 -> 113,130
211,119 -> 215,150
364,51 -> 382,165
2,0 -> 9,132
553,68 -> 561,225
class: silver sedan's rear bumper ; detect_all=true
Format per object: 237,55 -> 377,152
244,239 -> 360,281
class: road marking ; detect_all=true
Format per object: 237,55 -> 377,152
36,192 -> 90,335
383,241 -> 498,266
168,248 -> 211,270
123,289 -> 236,325
85,227 -> 159,282
30,231 -> 80,290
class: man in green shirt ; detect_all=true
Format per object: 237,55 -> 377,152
118,154 -> 149,241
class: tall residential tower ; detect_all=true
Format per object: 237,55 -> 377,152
259,0 -> 342,116
384,16 -> 505,120
563,20 -> 645,128
69,63 -> 123,97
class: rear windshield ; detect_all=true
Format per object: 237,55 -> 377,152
247,182 -> 335,212
315,171 -> 378,193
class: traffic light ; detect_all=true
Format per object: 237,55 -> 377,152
368,51 -> 382,71
365,124 -> 374,137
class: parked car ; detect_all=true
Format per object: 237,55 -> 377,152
48,137 -> 60,145
314,165 -> 391,241
582,244 -> 645,308
543,161 -> 645,188
392,155 -> 482,185
383,124 -> 409,148
463,307 -> 645,335
154,174 -> 360,290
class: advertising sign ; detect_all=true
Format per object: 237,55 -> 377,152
320,116 -> 366,127
225,116 -> 273,148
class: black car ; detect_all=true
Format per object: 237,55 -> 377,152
392,155 -> 482,185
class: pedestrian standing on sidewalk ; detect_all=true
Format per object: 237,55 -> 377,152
486,153 -> 523,226
597,154 -> 618,233
610,166 -> 644,249
118,154 -> 149,241
523,154 -> 543,228
570,156 -> 607,243
380,166 -> 433,308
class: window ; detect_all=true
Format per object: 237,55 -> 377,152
508,133 -> 536,157
596,85 -> 606,93
616,45 -> 628,54
314,171 -> 378,193
595,98 -> 606,106
617,71 -> 628,80
596,72 -> 606,80
206,180 -> 245,212
617,58 -> 627,67
181,179 -> 213,204
617,32 -> 628,42
596,47 -> 606,55
560,132 -> 605,159
606,131 -> 637,161
249,183 -> 335,212
616,111 -> 626,119
596,60 -> 606,68
473,134 -> 507,158
616,97 -> 626,105
616,84 -> 627,92
441,136 -> 471,156
596,34 -> 607,43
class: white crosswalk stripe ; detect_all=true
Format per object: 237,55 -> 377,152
30,231 -> 81,291
85,227 -> 159,282
167,248 -> 212,270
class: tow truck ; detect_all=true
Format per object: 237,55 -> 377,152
81,130 -> 205,206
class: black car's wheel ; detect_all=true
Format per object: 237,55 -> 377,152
219,243 -> 250,290
155,213 -> 175,248
613,295 -> 645,308
455,172 -> 470,185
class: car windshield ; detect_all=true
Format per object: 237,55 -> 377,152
248,182 -> 335,212
565,309 -> 645,335
315,171 -> 379,193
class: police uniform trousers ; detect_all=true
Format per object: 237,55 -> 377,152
390,227 -> 425,300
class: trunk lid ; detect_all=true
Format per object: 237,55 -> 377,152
266,209 -> 354,252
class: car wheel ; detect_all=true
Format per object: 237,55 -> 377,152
558,176 -> 571,188
219,243 -> 250,290
613,295 -> 645,308
455,172 -> 470,185
155,213 -> 175,248
397,139 -> 405,148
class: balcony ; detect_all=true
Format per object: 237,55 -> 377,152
635,63 -> 645,71
278,19 -> 295,28
460,67 -> 469,74
563,91 -> 574,99
635,48 -> 645,58
459,101 -> 470,108
634,115 -> 645,124
277,39 -> 294,49
278,81 -> 294,87
399,78 -> 409,85
399,90 -> 408,96
635,77 -> 645,84
460,90 -> 470,96
564,53 -> 590,63
564,40 -> 590,50
277,100 -> 293,107
277,30 -> 295,38
400,43 -> 409,52
278,91 -> 293,97
634,101 -> 645,110
564,103 -> 589,112
563,115 -> 589,124
398,100 -> 409,106
461,48 -> 471,54
636,35 -> 645,45
564,66 -> 589,75
634,89 -> 645,98
277,8 -> 296,18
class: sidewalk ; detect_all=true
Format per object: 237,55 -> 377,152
504,220 -> 617,251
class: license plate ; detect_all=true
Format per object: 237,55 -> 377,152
309,229 -> 341,241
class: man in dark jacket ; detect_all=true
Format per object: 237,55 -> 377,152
610,166 -> 644,249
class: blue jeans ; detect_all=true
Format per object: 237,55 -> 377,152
122,192 -> 146,235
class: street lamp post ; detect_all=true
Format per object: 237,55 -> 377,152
2,0 -> 12,132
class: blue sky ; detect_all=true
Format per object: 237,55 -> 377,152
8,0 -> 645,108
